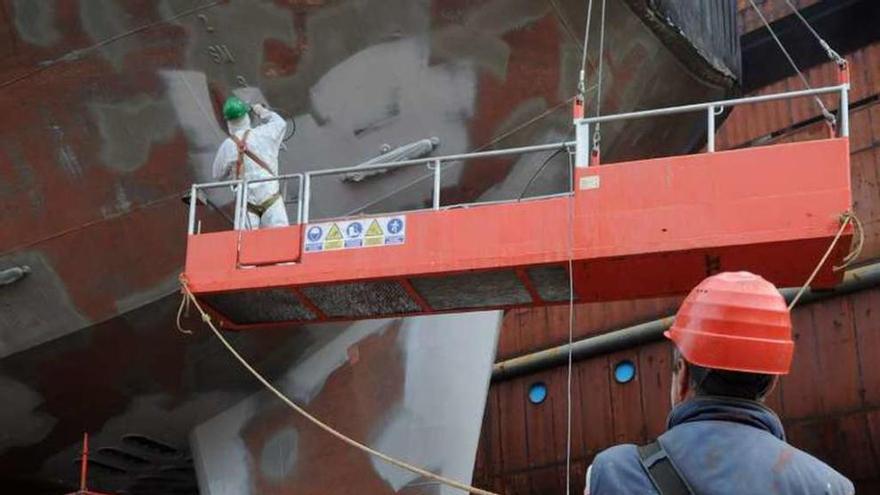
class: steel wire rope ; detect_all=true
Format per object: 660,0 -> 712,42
593,0 -> 607,121
578,0 -> 596,95
178,279 -> 500,495
782,0 -> 847,66
564,148 -> 576,495
566,2 -> 607,491
566,1 -> 607,491
747,0 -> 836,124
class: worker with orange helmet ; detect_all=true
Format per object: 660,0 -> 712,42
585,272 -> 853,495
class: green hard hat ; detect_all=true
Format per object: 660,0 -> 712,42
222,96 -> 250,121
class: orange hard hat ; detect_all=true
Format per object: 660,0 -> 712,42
665,271 -> 794,375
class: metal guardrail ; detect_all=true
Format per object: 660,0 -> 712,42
187,82 -> 850,235
187,143 -> 575,234
187,174 -> 304,234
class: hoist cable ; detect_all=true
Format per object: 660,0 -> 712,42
564,148 -> 576,495
578,0 -> 596,94
568,2 -> 607,491
782,0 -> 846,66
592,0 -> 607,150
747,0 -> 836,124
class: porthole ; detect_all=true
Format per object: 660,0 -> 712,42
528,382 -> 548,404
614,360 -> 636,384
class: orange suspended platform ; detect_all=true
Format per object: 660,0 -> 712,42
183,135 -> 853,330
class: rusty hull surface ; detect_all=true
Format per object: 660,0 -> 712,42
0,0 -> 739,493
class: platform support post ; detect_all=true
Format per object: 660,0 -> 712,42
575,119 -> 590,167
302,173 -> 311,223
187,185 -> 197,235
707,105 -> 716,152
233,182 -> 243,230
432,160 -> 442,210
296,175 -> 304,224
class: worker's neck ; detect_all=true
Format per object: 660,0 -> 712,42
228,115 -> 251,135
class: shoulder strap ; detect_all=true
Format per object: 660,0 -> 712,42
637,441 -> 695,495
229,129 -> 276,177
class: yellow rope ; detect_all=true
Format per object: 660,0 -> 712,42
788,212 -> 855,310
834,211 -> 864,271
175,291 -> 194,335
178,281 -> 500,495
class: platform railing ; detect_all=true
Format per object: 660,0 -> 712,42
187,81 -> 849,235
187,174 -> 304,235
301,141 -> 576,223
575,82 -> 849,160
238,173 -> 305,228
187,179 -> 239,235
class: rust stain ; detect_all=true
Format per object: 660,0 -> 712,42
262,37 -> 301,79
443,13 -> 562,205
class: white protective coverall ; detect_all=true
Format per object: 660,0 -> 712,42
212,104 -> 289,229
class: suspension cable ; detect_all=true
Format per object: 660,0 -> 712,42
578,0 -> 596,95
747,0 -> 836,124
564,149 -> 575,495
568,3 -> 606,491
592,0 -> 607,151
782,0 -> 847,67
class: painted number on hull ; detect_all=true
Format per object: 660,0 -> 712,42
208,44 -> 235,64
304,216 -> 406,253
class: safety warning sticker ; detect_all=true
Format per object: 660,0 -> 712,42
304,215 -> 406,252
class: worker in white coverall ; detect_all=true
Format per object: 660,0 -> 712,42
212,96 -> 289,229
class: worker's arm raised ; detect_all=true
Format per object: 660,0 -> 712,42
253,104 -> 287,146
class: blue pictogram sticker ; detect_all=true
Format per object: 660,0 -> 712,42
307,225 -> 323,242
346,222 -> 363,238
305,215 -> 405,252
387,218 -> 403,234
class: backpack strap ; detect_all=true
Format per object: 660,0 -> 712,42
637,440 -> 695,495
229,129 -> 275,177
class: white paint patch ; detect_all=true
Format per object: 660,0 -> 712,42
287,37 -> 477,219
89,95 -> 177,173
369,312 -> 501,493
